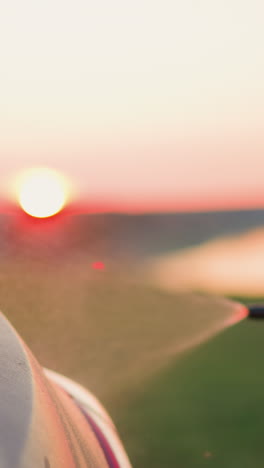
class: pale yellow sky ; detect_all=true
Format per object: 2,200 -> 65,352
1,1 -> 264,210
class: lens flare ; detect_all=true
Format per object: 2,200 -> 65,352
92,262 -> 106,271
17,168 -> 69,218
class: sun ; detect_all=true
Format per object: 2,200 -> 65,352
17,168 -> 69,218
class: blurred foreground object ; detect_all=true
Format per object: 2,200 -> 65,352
0,312 -> 131,468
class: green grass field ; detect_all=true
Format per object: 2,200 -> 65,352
113,319 -> 264,468
0,259 -> 263,467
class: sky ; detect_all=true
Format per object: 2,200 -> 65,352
1,1 -> 264,212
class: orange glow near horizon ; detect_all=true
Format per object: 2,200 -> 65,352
16,168 -> 69,218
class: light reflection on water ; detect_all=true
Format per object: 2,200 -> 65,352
148,228 -> 264,297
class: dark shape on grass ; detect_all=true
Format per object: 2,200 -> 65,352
248,304 -> 264,319
44,457 -> 50,468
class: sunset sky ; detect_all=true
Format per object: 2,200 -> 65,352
1,1 -> 264,212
